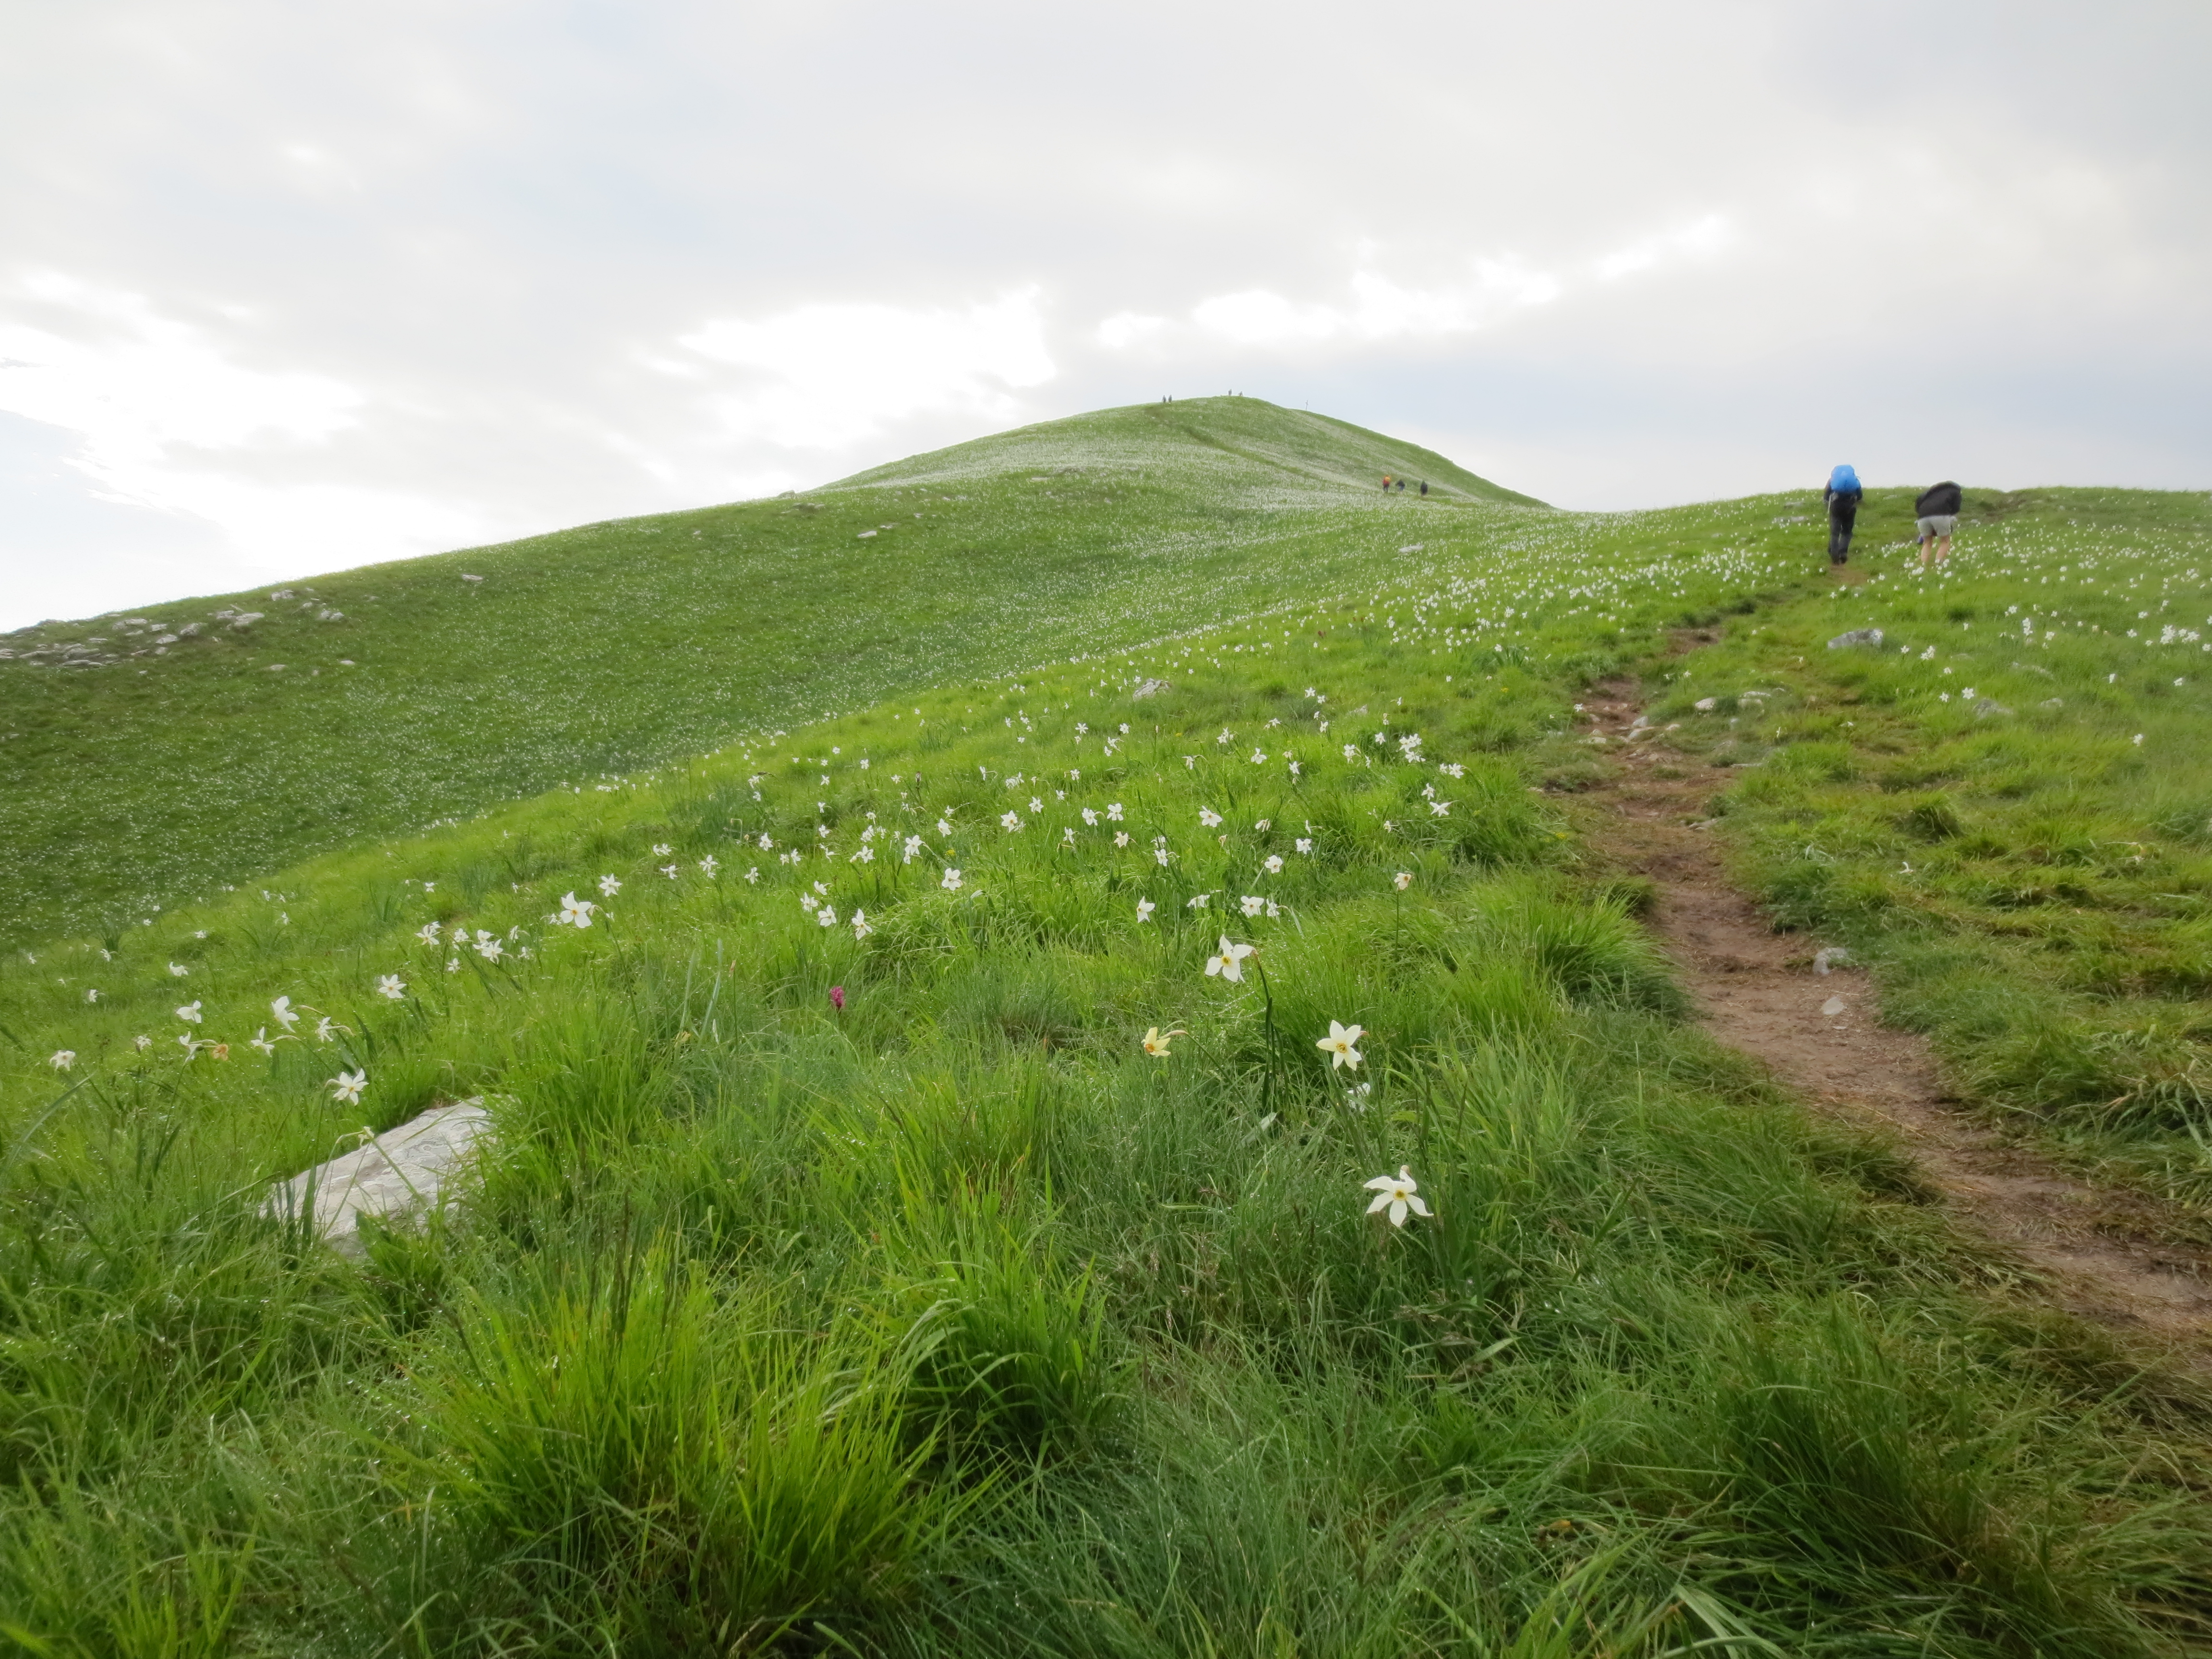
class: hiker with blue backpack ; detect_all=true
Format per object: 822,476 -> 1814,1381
1823,465 -> 1863,565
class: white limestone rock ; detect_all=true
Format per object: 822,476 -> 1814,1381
266,1099 -> 493,1257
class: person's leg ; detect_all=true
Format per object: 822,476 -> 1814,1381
1829,505 -> 1855,564
1936,533 -> 1952,564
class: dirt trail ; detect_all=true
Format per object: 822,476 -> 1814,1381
1576,678 -> 2212,1359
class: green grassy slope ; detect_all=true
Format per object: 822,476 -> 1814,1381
0,398 -> 1536,946
5,481 -> 2211,1653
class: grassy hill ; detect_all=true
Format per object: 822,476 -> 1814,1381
5,417 -> 2212,1652
0,398 -> 1538,946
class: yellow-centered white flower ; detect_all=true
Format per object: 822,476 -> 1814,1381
1363,1166 -> 1431,1227
1317,1020 -> 1365,1070
1203,937 -> 1256,983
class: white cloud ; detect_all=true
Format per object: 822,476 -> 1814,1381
1175,224 -> 1735,354
0,274 -> 362,466
1096,311 -> 1167,350
0,275 -> 481,573
676,290 -> 1056,451
1183,259 -> 1562,349
1592,214 -> 1732,281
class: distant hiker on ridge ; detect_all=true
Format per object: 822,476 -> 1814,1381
1915,480 -> 1962,567
1382,474 -> 1394,492
1823,464 -> 1863,566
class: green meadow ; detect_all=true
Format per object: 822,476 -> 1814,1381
0,398 -> 1532,947
4,403 -> 2211,1655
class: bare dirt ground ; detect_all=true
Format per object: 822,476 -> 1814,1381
1575,677 -> 2212,1362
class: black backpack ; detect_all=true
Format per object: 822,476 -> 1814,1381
1916,481 -> 1962,517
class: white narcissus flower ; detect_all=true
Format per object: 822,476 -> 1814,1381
1081,807 -> 1099,826
1204,937 -> 1256,982
376,974 -> 406,1000
176,1000 -> 204,1024
759,833 -> 775,850
699,855 -> 719,877
417,922 -> 441,944
477,936 -> 504,961
49,1050 -> 74,1070
315,1016 -> 340,1043
1198,807 -> 1223,828
328,1069 -> 367,1106
1316,1020 -> 1365,1070
1141,1025 -> 1184,1057
1115,831 -> 1131,847
133,1035 -> 151,1051
177,1034 -> 204,1056
1239,895 -> 1265,917
851,909 -> 871,939
745,867 -> 760,883
558,892 -> 597,927
249,1027 -> 278,1056
1364,1166 -> 1431,1227
1135,898 -> 1156,923
1295,838 -> 1313,854
1430,800 -> 1453,817
445,957 -> 462,973
1107,803 -> 1124,821
1263,854 -> 1285,875
1187,892 -> 1210,911
270,995 -> 299,1029
941,867 -> 963,891
817,905 -> 837,928
1000,811 -> 1023,831
800,892 -> 819,912
661,865 -> 679,879
599,874 -> 622,897
168,962 -> 190,977
1394,872 -> 1413,891
652,842 -> 673,856
85,987 -> 100,1003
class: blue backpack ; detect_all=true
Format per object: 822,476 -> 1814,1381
1829,464 -> 1861,494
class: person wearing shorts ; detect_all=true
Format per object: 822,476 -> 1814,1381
1915,481 -> 1962,566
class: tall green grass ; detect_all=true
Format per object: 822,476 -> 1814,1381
3,507 -> 2210,1652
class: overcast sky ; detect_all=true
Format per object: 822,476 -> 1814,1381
3,1 -> 2206,628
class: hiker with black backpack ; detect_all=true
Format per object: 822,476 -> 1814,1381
1823,464 -> 1863,565
1915,480 -> 1962,567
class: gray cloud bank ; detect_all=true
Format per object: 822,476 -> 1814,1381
2,0 -> 2205,627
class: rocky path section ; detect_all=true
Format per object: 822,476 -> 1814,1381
1576,679 -> 2212,1361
